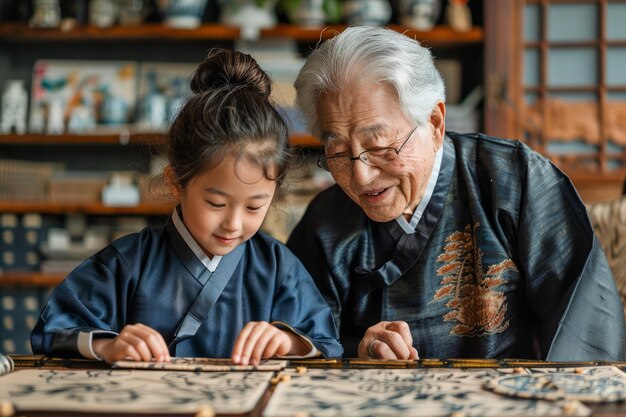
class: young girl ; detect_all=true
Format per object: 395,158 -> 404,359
31,49 -> 343,365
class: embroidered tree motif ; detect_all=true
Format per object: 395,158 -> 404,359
432,222 -> 518,336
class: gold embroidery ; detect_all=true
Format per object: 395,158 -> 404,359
433,222 -> 517,336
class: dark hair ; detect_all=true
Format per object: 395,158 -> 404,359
167,49 -> 291,196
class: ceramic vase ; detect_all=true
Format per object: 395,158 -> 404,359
101,94 -> 128,125
157,0 -> 209,29
31,0 -> 61,28
219,0 -> 278,40
398,0 -> 442,31
118,0 -> 149,26
288,0 -> 326,26
219,0 -> 277,27
47,98 -> 65,134
89,0 -> 118,28
343,0 -> 391,26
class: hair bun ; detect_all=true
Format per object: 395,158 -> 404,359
191,49 -> 272,97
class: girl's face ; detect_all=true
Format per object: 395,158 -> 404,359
174,153 -> 277,258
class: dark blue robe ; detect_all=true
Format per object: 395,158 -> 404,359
31,215 -> 343,358
288,132 -> 626,360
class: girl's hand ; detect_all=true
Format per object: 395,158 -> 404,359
92,323 -> 170,364
231,321 -> 309,365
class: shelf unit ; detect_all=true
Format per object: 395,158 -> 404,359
0,23 -> 484,46
0,201 -> 173,215
0,22 -> 484,287
0,133 -> 321,147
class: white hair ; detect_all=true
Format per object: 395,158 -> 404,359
295,26 -> 446,138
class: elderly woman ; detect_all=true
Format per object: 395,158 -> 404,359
287,26 -> 625,361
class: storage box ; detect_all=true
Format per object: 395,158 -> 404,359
48,172 -> 109,203
0,159 -> 59,202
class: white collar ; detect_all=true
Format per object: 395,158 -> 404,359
172,208 -> 222,272
395,143 -> 444,234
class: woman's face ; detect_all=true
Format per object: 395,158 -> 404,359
316,82 -> 444,222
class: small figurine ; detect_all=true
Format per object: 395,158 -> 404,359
47,98 -> 65,134
30,0 -> 62,28
446,0 -> 472,32
1,80 -> 28,135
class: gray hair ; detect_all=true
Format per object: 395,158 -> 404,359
294,26 -> 446,138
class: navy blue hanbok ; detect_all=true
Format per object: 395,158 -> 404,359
288,132 -> 626,360
31,209 -> 343,358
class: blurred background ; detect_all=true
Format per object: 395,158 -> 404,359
1,0 -> 625,354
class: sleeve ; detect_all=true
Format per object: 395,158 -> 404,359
269,246 -> 343,358
30,245 -> 135,357
516,145 -> 626,361
76,330 -> 118,360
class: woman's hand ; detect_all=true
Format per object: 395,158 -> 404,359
231,321 -> 309,365
358,321 -> 419,360
92,323 -> 170,364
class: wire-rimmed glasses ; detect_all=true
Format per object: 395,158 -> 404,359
317,125 -> 419,173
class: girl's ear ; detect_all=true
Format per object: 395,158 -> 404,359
164,165 -> 181,200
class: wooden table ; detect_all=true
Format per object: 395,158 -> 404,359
3,355 -> 626,417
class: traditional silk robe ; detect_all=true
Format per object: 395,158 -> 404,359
288,132 -> 626,360
31,214 -> 343,358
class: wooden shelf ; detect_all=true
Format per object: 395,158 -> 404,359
0,23 -> 241,41
0,23 -> 483,47
0,132 -> 164,145
0,133 -> 321,147
0,272 -> 65,287
0,201 -> 174,215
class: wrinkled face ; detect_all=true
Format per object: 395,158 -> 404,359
175,154 -> 276,258
317,82 -> 442,222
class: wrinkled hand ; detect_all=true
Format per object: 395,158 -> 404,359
231,321 -> 309,366
92,323 -> 170,364
358,321 -> 419,360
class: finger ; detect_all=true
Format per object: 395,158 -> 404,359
263,333 -> 287,359
94,338 -> 136,364
109,339 -> 142,362
410,347 -> 419,360
232,322 -> 256,364
357,338 -> 371,359
155,332 -> 171,361
241,322 -> 265,365
274,331 -> 293,356
250,328 -> 278,365
125,325 -> 169,362
365,339 -> 377,359
384,321 -> 414,350
358,322 -> 389,358
139,330 -> 170,362
366,339 -> 377,359
119,330 -> 153,362
379,330 -> 411,359
240,323 -> 269,365
370,340 -> 399,360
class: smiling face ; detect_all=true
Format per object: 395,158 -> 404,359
169,153 -> 277,258
317,82 -> 445,222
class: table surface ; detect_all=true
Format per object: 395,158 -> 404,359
4,355 -> 626,417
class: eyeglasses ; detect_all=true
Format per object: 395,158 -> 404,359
317,125 -> 419,173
